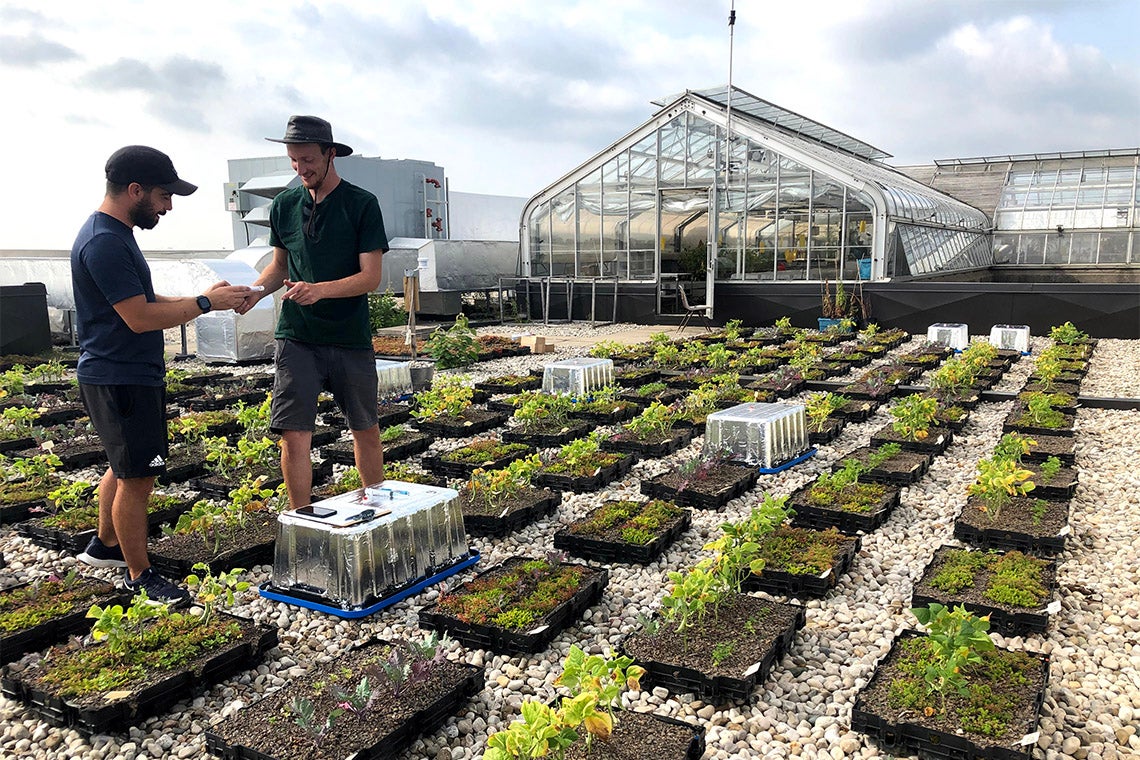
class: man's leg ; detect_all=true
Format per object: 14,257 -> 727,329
113,476 -> 155,580
350,424 -> 384,488
280,429 -> 314,509
96,466 -> 118,546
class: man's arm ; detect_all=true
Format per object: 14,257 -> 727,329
113,281 -> 251,333
280,249 -> 384,306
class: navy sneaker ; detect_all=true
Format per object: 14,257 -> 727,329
77,536 -> 127,568
124,567 -> 191,608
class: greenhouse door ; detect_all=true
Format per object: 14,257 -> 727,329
658,188 -> 712,316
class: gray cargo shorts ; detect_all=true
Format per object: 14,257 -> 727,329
271,339 -> 378,432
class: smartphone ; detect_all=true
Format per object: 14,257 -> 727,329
295,505 -> 336,518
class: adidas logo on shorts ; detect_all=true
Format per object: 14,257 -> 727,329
148,455 -> 165,467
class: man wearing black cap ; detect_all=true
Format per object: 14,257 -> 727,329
72,145 -> 251,606
236,116 -> 388,509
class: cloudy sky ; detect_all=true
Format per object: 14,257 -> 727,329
3,0 -> 1139,251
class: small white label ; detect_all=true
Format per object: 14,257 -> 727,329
499,507 -> 510,518
819,568 -> 832,580
742,662 -> 761,677
1020,732 -> 1041,746
527,624 -> 550,635
1058,525 -> 1071,536
1046,601 -> 1062,614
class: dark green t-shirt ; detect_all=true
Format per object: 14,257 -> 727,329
269,181 -> 388,349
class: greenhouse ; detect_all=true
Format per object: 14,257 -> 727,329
520,86 -> 990,302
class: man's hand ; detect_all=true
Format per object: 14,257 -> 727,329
281,279 -> 323,306
234,288 -> 265,315
203,281 -> 254,312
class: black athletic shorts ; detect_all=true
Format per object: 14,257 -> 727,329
271,339 -> 379,433
79,383 -> 168,479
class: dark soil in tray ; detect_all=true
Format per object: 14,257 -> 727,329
460,486 -> 561,537
0,577 -> 126,665
475,375 -> 543,394
603,428 -> 693,458
1024,463 -> 1078,500
622,593 -> 805,702
17,494 -> 194,554
808,416 -> 845,445
1022,434 -> 1076,465
869,424 -> 953,455
324,429 -> 432,464
183,389 -> 269,412
568,399 -> 640,424
788,482 -> 901,535
911,546 -> 1057,635
149,511 -> 278,576
955,496 -> 1070,553
618,387 -> 687,407
536,452 -> 636,494
614,368 -> 662,387
554,499 -> 691,565
5,613 -> 275,735
16,439 -> 105,470
641,463 -> 759,510
1002,409 -> 1076,438
0,435 -> 36,454
424,441 -> 536,478
852,631 -> 1048,760
837,446 -> 933,485
206,639 -> 483,760
833,399 -> 879,422
502,420 -> 593,448
740,526 -> 861,598
563,710 -> 704,760
31,403 -> 87,427
413,408 -> 507,437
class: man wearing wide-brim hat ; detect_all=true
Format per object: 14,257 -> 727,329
237,115 -> 389,507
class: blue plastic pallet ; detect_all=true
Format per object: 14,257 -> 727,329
756,447 -> 817,474
260,550 -> 480,619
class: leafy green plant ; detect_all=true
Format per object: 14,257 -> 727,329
588,340 -> 623,359
621,401 -> 676,440
30,360 -> 65,383
466,454 -> 543,511
1038,456 -> 1062,482
0,365 -> 27,398
967,457 -> 1035,521
805,392 -> 847,432
723,319 -> 743,341
484,700 -> 579,760
513,392 -> 573,431
992,433 -> 1035,465
379,424 -> 406,444
47,479 -> 96,511
866,442 -> 902,469
1049,321 -> 1088,345
0,406 -> 39,438
289,695 -> 342,750
411,374 -> 473,420
911,604 -> 995,708
890,394 -> 939,442
6,451 -> 61,490
184,563 -> 249,626
87,590 -> 170,655
424,313 -> 478,369
234,394 -> 273,438
1020,392 -> 1066,429
368,288 -> 407,331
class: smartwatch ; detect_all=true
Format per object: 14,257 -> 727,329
196,295 -> 212,314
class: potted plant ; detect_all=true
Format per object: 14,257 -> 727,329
459,454 -> 560,536
502,392 -> 591,447
424,437 -> 536,479
3,566 -> 275,735
621,494 -> 805,701
818,279 -> 862,332
955,454 -> 1068,554
0,406 -> 39,454
536,433 -> 635,494
641,450 -> 761,511
912,547 -> 1057,635
1003,392 -> 1075,437
790,456 -> 902,534
420,556 -> 608,655
603,401 -> 690,457
870,393 -> 952,455
554,498 -> 691,565
412,374 -> 506,437
851,604 -> 1048,759
804,392 -> 848,444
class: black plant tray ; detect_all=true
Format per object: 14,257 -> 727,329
376,402 -> 414,427
0,436 -> 35,453
808,417 -> 845,445
838,447 -> 934,486
205,651 -> 484,760
323,431 -> 432,465
150,536 -> 277,577
418,561 -> 608,655
614,368 -> 662,387
1022,434 -> 1075,466
602,428 -> 693,458
640,464 -> 759,510
554,506 -> 691,565
183,390 -> 269,412
869,425 -> 953,455
1026,465 -> 1078,500
1001,412 -> 1076,438
824,353 -> 872,369
0,496 -> 48,525
535,453 -> 636,494
839,385 -> 899,403
745,377 -> 806,398
423,444 -> 537,479
911,563 -> 1056,637
789,484 -> 902,535
463,489 -> 562,537
622,597 -> 806,703
671,418 -> 707,436
953,518 -> 1069,555
192,460 -> 331,499
2,615 -> 277,735
16,498 -> 194,554
159,456 -> 210,485
851,631 -> 1049,760
502,422 -> 592,448
475,376 -> 542,394
618,388 -> 687,407
833,399 -> 880,422
568,402 -> 640,425
34,404 -> 87,427
414,410 -> 508,438
740,534 -> 861,599
20,443 -> 106,470
25,381 -> 73,395
0,579 -> 128,665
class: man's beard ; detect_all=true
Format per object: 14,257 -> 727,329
129,196 -> 161,229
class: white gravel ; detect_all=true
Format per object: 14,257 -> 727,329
1,329 -> 1138,760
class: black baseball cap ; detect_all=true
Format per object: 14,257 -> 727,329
105,145 -> 197,196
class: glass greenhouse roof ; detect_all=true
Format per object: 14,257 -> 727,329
654,87 -> 892,162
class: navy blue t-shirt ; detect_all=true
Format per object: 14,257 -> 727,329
71,212 -> 164,385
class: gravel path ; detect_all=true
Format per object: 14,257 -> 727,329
1,331 -> 1137,760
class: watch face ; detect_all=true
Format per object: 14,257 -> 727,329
197,295 -> 211,313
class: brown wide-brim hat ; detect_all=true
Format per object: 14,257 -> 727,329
266,115 -> 352,157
